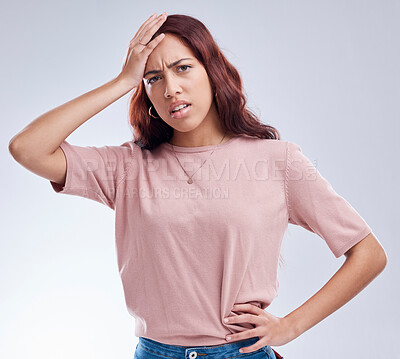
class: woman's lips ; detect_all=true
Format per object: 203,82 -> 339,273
170,104 -> 191,119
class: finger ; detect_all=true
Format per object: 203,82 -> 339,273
131,18 -> 160,48
136,14 -> 164,41
225,328 -> 255,343
130,16 -> 160,48
132,13 -> 165,45
137,14 -> 167,45
140,33 -> 165,54
224,313 -> 260,325
238,341 -> 265,354
132,13 -> 157,39
232,303 -> 264,315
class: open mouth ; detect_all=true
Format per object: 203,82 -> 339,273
170,104 -> 192,118
171,104 -> 191,114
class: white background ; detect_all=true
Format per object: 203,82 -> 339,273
2,0 -> 398,358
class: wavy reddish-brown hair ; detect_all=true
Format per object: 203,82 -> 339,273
128,14 -> 280,151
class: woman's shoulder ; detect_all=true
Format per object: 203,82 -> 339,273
236,134 -> 291,153
240,135 -> 304,153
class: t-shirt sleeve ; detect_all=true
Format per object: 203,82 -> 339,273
49,140 -> 135,210
285,141 -> 372,258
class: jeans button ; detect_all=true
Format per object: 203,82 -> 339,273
189,351 -> 198,359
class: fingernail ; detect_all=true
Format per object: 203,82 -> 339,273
223,318 -> 229,323
226,336 -> 231,340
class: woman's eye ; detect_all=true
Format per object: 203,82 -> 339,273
178,65 -> 191,72
148,76 -> 160,84
147,65 -> 191,84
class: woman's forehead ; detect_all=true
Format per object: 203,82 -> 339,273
147,35 -> 193,61
145,37 -> 197,71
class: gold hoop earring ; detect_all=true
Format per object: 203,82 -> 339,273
149,105 -> 160,119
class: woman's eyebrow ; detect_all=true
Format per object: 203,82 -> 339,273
144,58 -> 193,78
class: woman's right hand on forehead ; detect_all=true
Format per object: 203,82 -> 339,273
117,12 -> 167,90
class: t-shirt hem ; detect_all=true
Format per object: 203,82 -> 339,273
49,140 -> 73,193
333,226 -> 372,258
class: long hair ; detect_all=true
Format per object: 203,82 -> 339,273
128,14 -> 280,151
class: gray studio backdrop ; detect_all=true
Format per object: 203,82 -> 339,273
1,0 -> 398,358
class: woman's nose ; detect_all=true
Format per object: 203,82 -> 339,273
164,76 -> 182,97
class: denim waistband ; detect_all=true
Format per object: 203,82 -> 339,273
137,336 -> 274,359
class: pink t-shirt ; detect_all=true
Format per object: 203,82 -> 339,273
50,134 -> 372,346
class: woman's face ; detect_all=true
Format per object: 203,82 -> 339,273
143,34 -> 219,134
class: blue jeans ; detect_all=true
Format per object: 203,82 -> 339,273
134,336 -> 284,359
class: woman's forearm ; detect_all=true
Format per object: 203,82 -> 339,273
9,75 -> 134,159
284,233 -> 387,339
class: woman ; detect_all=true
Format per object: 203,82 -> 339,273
8,12 -> 387,359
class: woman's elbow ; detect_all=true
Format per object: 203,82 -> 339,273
345,232 -> 388,273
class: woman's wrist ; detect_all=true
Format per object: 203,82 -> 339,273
282,313 -> 304,340
114,74 -> 138,93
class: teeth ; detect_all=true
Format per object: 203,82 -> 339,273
172,104 -> 189,112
